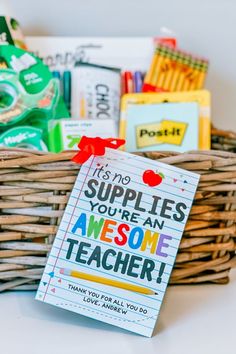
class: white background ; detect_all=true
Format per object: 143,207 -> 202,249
1,0 -> 236,130
1,269 -> 236,354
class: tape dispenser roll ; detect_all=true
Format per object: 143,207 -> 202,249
0,68 -> 59,127
0,45 -> 61,128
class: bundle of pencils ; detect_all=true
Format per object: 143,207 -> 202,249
143,44 -> 209,93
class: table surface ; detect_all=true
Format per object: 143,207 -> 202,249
1,269 -> 235,354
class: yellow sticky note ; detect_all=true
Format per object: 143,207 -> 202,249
136,120 -> 188,148
120,90 -> 211,150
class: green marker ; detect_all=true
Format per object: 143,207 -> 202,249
63,70 -> 71,113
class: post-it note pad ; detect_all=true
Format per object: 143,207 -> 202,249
36,148 -> 199,337
120,91 -> 211,150
125,102 -> 199,152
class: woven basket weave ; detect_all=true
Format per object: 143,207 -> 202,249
0,148 -> 236,292
211,127 -> 236,152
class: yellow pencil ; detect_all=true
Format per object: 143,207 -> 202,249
162,51 -> 177,91
175,54 -> 185,91
144,46 -> 160,86
151,54 -> 165,86
79,95 -> 86,118
154,45 -> 171,89
176,53 -> 191,91
196,60 -> 208,89
144,51 -> 159,84
188,58 -> 200,91
169,50 -> 183,91
159,57 -> 174,89
148,45 -> 167,87
155,59 -> 170,89
180,67 -> 192,91
60,268 -> 157,295
181,76 -> 191,91
181,66 -> 194,91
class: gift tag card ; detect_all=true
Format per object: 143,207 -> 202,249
36,148 -> 199,337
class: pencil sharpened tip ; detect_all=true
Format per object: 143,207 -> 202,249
154,292 -> 158,295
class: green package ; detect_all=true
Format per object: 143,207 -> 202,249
48,119 -> 118,153
0,45 -> 69,147
0,126 -> 47,151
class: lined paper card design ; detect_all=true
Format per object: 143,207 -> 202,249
36,149 -> 200,337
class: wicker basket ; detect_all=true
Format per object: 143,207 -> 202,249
211,127 -> 236,152
0,147 -> 236,292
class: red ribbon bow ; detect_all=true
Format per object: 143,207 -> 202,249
72,136 -> 126,164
